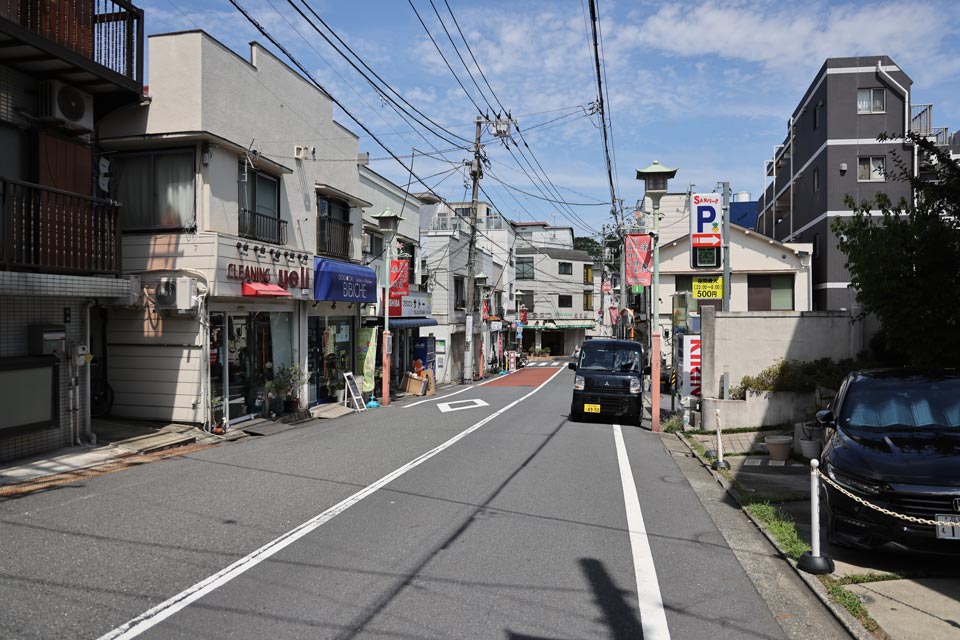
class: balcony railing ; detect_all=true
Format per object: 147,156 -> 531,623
317,216 -> 351,260
239,208 -> 287,245
0,177 -> 121,275
0,0 -> 144,85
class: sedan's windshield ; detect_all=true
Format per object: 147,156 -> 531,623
579,348 -> 643,373
840,376 -> 960,429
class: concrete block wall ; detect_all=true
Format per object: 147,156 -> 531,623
700,307 -> 863,400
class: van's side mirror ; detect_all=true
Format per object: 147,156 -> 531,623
568,362 -> 577,371
643,365 -> 651,375
816,409 -> 835,427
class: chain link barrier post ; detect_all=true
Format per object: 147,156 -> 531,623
798,459 -> 835,574
710,407 -> 729,470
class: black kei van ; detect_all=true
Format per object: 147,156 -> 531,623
568,339 -> 648,426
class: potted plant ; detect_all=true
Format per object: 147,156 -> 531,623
266,364 -> 306,413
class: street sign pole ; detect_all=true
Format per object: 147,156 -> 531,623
721,181 -> 731,311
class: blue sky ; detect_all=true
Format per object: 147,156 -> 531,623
140,0 -> 960,238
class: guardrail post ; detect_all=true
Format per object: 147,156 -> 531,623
798,459 -> 835,574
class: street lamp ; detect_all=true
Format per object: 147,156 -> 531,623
636,160 -> 677,433
373,206 -> 403,406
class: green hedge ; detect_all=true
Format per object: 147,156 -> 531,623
730,357 -> 874,399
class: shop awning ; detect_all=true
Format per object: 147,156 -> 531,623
314,258 -> 378,302
544,319 -> 595,329
242,282 -> 292,297
387,317 -> 439,329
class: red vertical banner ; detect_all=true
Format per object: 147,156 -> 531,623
389,259 -> 409,297
519,309 -> 528,324
482,298 -> 489,319
624,233 -> 652,286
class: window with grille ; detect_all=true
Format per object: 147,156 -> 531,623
558,294 -> 572,308
558,262 -> 572,275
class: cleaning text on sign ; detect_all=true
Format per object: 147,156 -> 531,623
690,193 -> 722,248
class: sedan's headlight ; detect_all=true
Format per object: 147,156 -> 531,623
826,463 -> 882,495
629,377 -> 642,394
574,375 -> 585,390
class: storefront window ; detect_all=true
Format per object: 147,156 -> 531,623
209,311 -> 293,423
309,316 -> 353,404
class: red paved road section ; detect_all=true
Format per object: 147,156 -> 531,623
483,367 -> 562,387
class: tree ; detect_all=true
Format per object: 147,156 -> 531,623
832,132 -> 960,366
573,236 -> 602,261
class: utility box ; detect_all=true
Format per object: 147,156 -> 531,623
28,325 -> 66,356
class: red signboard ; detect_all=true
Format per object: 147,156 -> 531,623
389,259 -> 409,297
624,233 -> 652,286
519,309 -> 528,324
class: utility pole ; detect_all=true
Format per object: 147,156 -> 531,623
464,115 -> 511,384
721,181 -> 731,312
463,116 -> 483,384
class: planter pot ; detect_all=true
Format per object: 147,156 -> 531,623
799,438 -> 822,460
764,435 -> 794,461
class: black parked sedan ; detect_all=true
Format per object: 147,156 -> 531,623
817,369 -> 960,553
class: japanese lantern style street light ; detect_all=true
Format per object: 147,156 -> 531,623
373,206 -> 403,406
636,160 -> 677,433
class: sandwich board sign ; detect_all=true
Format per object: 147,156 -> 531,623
342,372 -> 366,411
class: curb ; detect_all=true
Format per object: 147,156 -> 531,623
670,431 -> 877,640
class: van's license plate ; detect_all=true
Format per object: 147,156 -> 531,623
936,514 -> 960,540
584,404 -> 601,413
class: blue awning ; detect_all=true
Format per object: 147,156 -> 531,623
388,317 -> 439,329
314,258 -> 377,302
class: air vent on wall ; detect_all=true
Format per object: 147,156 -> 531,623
37,80 -> 94,132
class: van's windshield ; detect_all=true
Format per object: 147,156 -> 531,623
579,347 -> 643,373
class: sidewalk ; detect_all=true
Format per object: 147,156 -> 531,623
682,429 -> 960,640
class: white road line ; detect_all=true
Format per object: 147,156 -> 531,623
613,424 -> 671,640
98,367 -> 568,640
403,375 -> 500,408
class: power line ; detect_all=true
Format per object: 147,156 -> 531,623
442,0 -> 507,115
427,0 -> 496,114
407,0 -> 484,115
586,0 -> 619,220
284,0 -> 473,148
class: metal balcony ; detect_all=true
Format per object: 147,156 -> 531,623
317,216 -> 351,260
239,208 -> 287,245
1,177 -> 121,275
0,0 -> 143,107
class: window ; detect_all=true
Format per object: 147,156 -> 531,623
240,163 -> 279,217
558,294 -> 572,308
517,257 -> 534,280
518,291 -> 534,312
318,195 -> 349,221
813,102 -> 821,130
857,88 -> 885,114
813,167 -> 820,192
583,264 -> 593,284
583,291 -> 594,310
558,262 -> 572,275
113,149 -> 195,229
362,230 -> 384,260
858,156 -> 885,182
747,274 -> 794,311
813,233 -> 820,258
454,276 -> 465,309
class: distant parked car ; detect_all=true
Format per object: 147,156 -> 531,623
817,369 -> 960,553
573,345 -> 581,359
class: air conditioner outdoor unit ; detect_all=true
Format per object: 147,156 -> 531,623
156,278 -> 178,307
294,145 -> 309,160
37,80 -> 94,132
175,276 -> 197,311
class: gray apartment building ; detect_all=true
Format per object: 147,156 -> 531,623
755,55 -> 954,310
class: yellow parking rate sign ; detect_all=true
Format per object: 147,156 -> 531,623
692,276 -> 723,299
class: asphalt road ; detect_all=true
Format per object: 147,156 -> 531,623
0,365 -> 843,639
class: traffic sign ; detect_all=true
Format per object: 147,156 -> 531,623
691,193 -> 722,248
